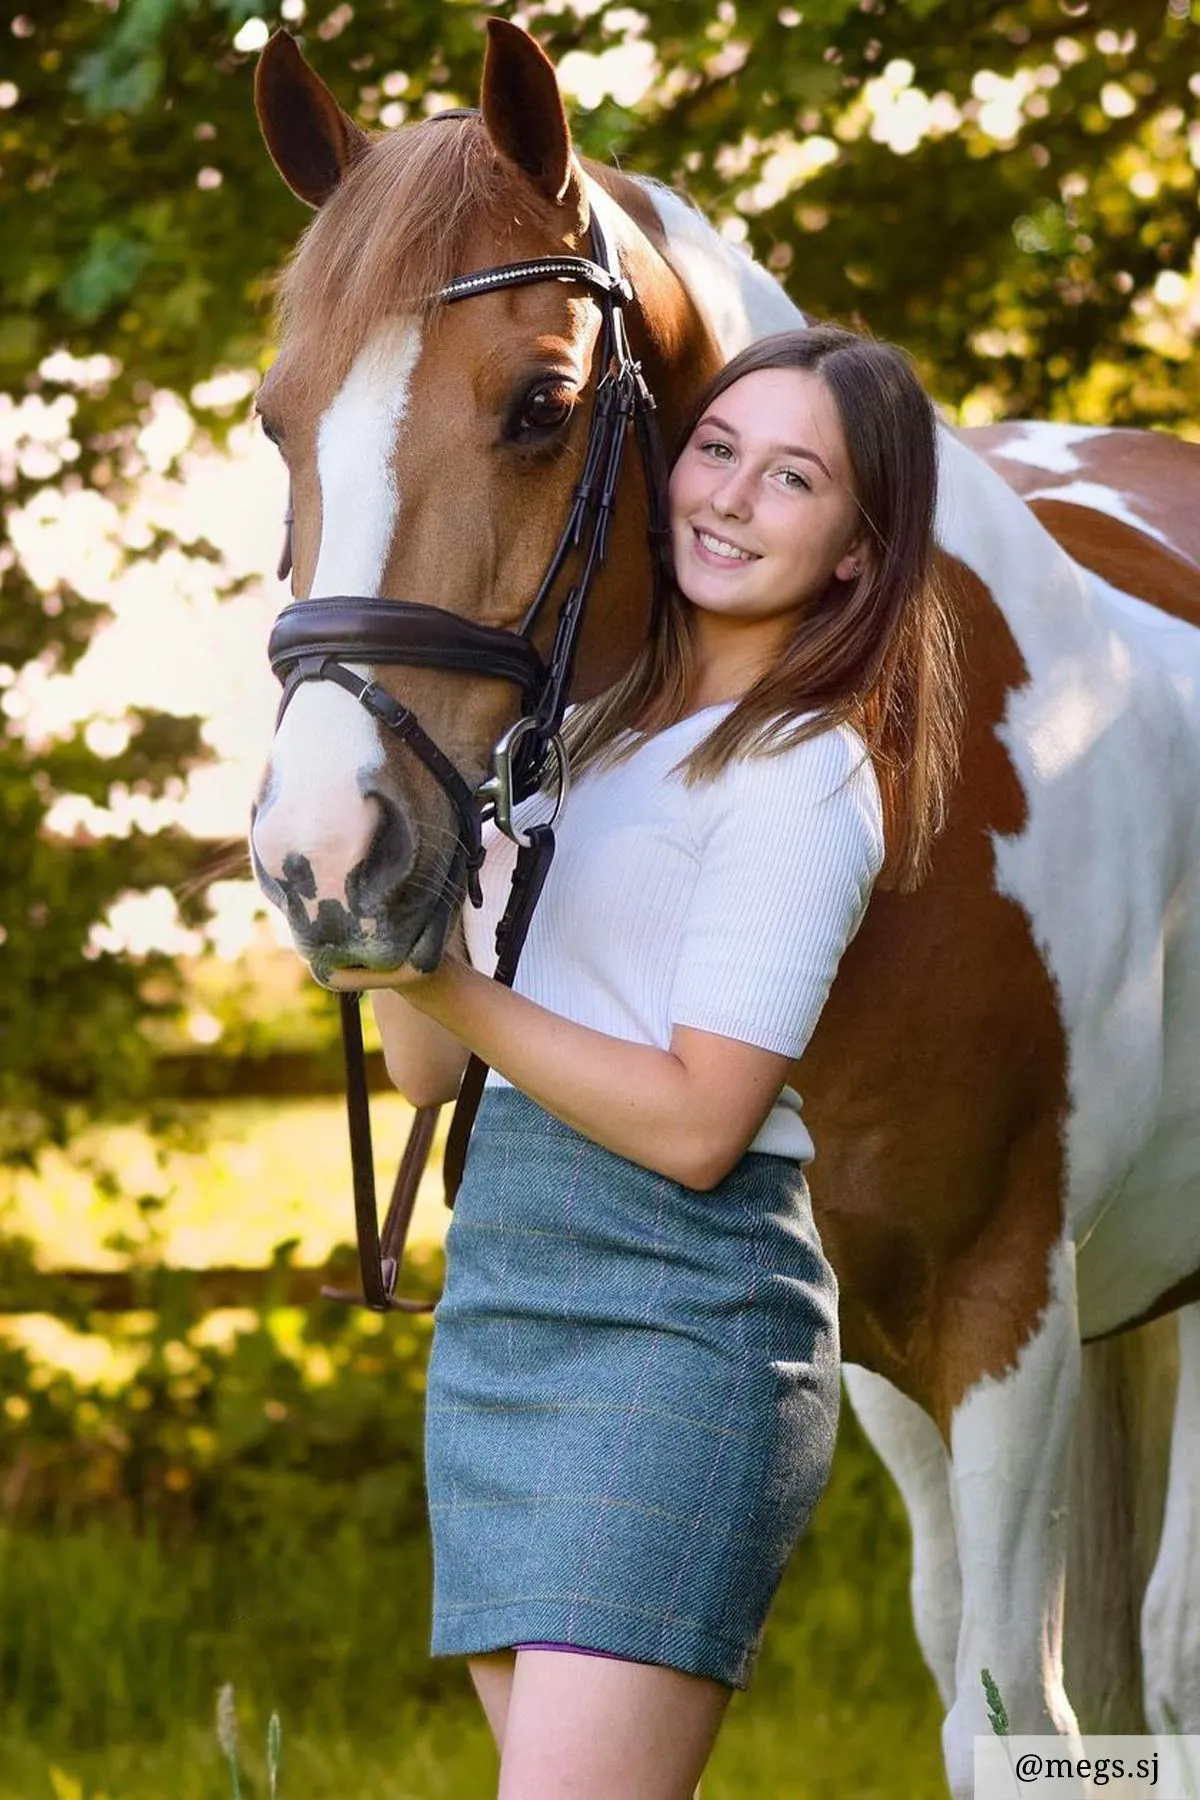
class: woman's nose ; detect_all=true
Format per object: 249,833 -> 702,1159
710,468 -> 753,519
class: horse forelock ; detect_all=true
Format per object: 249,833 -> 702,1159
276,118 -> 533,391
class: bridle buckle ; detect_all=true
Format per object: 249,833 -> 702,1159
477,716 -> 570,848
357,678 -> 413,738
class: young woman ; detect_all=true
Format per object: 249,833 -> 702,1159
335,325 -> 960,1799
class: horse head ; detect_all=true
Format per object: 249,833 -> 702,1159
249,21 -> 719,980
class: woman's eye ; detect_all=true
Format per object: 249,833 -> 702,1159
780,468 -> 811,490
516,383 -> 574,436
699,439 -> 733,460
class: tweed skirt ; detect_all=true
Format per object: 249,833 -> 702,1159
424,1087 -> 840,1689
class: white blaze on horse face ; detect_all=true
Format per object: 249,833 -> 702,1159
254,319 -> 425,915
309,319 -> 424,597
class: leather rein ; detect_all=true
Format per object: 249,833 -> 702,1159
266,187 -> 670,1314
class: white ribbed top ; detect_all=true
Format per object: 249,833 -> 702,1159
463,705 -> 885,1162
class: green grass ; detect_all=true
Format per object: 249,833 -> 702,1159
0,1697 -> 948,1800
0,1712 -> 501,1800
0,1406 -> 944,1799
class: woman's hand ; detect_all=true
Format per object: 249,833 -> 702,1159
325,963 -> 441,993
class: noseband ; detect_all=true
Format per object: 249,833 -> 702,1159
264,135 -> 670,1312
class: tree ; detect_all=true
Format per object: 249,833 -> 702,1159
1,0 -> 1195,1165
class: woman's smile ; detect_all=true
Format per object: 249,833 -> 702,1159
691,527 -> 761,568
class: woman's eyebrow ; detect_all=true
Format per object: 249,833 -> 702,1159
699,412 -> 833,480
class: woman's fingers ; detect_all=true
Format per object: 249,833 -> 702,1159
325,965 -> 424,991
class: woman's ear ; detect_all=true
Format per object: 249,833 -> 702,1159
835,538 -> 872,583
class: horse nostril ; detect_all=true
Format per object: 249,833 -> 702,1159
346,790 -> 416,918
281,852 -> 317,900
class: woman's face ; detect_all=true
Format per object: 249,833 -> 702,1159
668,367 -> 867,638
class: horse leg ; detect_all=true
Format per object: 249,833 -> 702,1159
939,1233 -> 1083,1799
842,1363 -> 961,1706
1140,1302 -> 1200,1743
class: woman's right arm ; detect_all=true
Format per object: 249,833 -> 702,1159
371,987 -> 469,1106
370,824 -> 509,1106
371,904 -> 473,1107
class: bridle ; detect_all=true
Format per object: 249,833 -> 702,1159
265,134 -> 670,1313
268,210 -> 666,898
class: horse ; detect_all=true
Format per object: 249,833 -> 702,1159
247,22 -> 1200,1795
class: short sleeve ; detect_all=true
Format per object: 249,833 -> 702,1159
668,725 -> 884,1058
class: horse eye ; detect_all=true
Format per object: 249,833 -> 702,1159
259,414 -> 283,448
515,382 -> 574,437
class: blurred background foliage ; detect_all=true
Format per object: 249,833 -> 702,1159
1,0 -> 1197,1165
1,0 -> 1197,1792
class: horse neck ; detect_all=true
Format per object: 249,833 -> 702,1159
567,168 -> 805,689
584,167 -> 802,434
634,181 -> 806,358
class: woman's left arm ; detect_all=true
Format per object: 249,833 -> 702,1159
335,724 -> 884,1189
343,958 -> 791,1192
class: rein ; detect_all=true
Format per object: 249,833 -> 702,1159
266,168 -> 670,1313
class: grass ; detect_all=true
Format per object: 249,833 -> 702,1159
0,1699 -> 950,1800
0,1406 -> 945,1799
0,1712 -> 502,1800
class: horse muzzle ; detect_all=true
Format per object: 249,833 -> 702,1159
249,780 -> 462,980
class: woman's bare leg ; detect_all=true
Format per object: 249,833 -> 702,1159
497,1648 -> 731,1800
469,1649 -> 517,1753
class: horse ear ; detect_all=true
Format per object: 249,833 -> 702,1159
255,30 -> 370,209
481,18 -> 579,208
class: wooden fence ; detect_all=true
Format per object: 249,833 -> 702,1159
0,1262 -> 360,1315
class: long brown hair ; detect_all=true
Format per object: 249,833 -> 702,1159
564,325 -> 962,891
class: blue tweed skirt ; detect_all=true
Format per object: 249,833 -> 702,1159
424,1087 -> 840,1689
